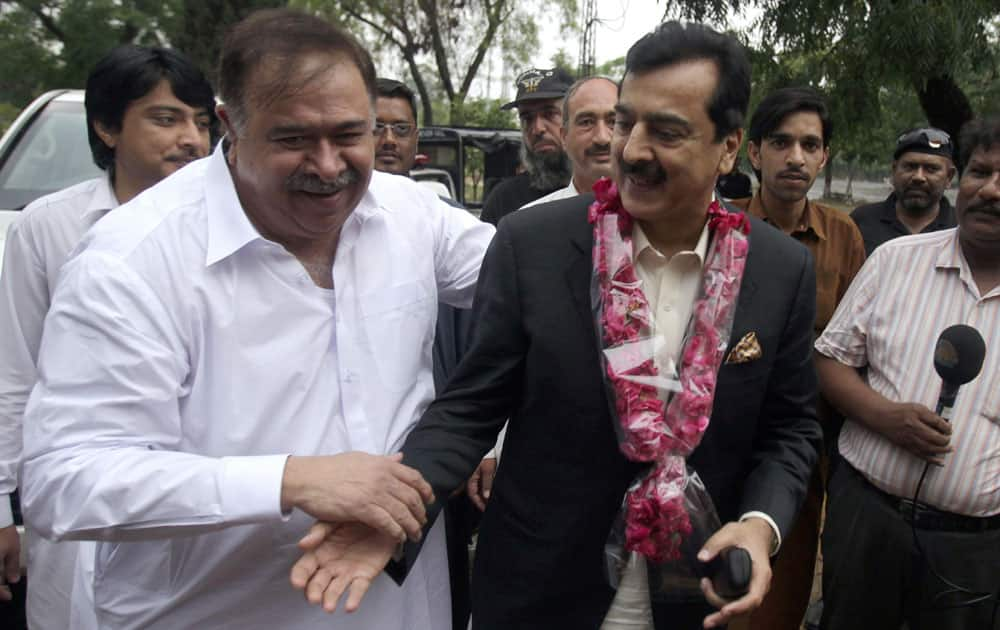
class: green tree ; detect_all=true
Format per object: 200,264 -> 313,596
0,0 -> 172,108
295,0 -> 576,125
0,0 -> 287,114
166,0 -> 287,86
666,0 -> 1000,142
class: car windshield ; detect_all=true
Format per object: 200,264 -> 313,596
0,100 -> 101,210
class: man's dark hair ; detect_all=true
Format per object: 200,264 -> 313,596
624,21 -> 750,142
85,45 -> 216,171
748,87 -> 832,148
957,116 -> 1000,174
218,9 -> 376,133
375,78 -> 418,122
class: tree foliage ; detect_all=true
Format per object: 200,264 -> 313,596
295,0 -> 576,125
666,0 -> 999,142
0,0 -> 284,112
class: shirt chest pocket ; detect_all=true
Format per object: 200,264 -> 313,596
360,281 -> 436,391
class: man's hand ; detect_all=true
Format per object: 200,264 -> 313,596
465,457 -> 497,511
280,452 -> 434,544
290,521 -> 397,613
0,525 -> 20,602
871,402 -> 952,465
697,519 -> 773,629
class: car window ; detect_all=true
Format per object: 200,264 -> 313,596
0,100 -> 101,210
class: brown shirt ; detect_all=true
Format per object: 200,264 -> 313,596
731,193 -> 866,335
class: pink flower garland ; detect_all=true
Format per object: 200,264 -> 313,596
589,177 -> 750,563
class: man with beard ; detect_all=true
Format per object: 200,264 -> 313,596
815,115 -> 1000,630
521,76 -> 618,209
851,128 -> 956,255
730,87 -> 865,630
291,21 -> 820,630
479,68 -> 573,225
19,10 -> 493,628
0,44 -> 215,629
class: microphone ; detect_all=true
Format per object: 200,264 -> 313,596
932,325 -> 986,421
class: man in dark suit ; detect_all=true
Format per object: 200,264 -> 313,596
291,21 -> 820,630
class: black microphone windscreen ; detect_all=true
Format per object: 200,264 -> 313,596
934,324 -> 986,386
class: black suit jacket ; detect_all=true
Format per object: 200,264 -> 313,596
399,194 -> 821,629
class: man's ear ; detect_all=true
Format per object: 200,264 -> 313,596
747,139 -> 762,173
93,120 -> 118,149
216,104 -> 239,166
719,128 -> 744,175
946,162 -> 958,184
819,146 -> 830,172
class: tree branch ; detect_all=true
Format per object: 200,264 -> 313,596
16,0 -> 68,43
457,0 -> 507,98
417,0 -> 455,99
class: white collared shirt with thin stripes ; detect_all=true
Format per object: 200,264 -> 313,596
816,228 -> 1000,517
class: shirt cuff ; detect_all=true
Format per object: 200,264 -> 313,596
483,449 -> 496,459
739,511 -> 781,556
220,455 -> 291,525
0,495 -> 12,528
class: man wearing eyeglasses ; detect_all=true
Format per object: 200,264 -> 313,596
373,78 -> 420,176
851,128 -> 957,255
479,68 -> 573,226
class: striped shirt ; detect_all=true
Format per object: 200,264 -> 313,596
815,229 -> 1000,516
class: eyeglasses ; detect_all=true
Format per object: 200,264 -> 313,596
373,122 -> 415,137
897,128 -> 951,148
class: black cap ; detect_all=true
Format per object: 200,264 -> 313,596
500,68 -> 574,111
894,127 -> 954,161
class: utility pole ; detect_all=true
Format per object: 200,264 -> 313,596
578,0 -> 597,77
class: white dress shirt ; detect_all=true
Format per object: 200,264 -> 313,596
20,145 -> 495,629
0,174 -> 117,629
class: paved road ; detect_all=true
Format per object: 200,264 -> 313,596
806,178 -> 957,206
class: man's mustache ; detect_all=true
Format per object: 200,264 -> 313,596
585,143 -> 610,158
778,168 -> 809,181
286,169 -> 360,195
165,148 -> 200,164
620,159 -> 666,182
966,202 -> 1000,217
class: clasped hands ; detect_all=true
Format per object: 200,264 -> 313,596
283,454 -> 497,613
279,452 -> 431,613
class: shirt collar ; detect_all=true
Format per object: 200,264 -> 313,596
205,142 -> 262,266
632,216 -> 710,265
746,191 -> 826,241
82,171 -> 119,218
932,228 -> 989,298
204,140 -> 384,267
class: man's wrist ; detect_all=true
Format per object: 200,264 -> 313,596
279,455 -> 300,514
738,511 -> 780,556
